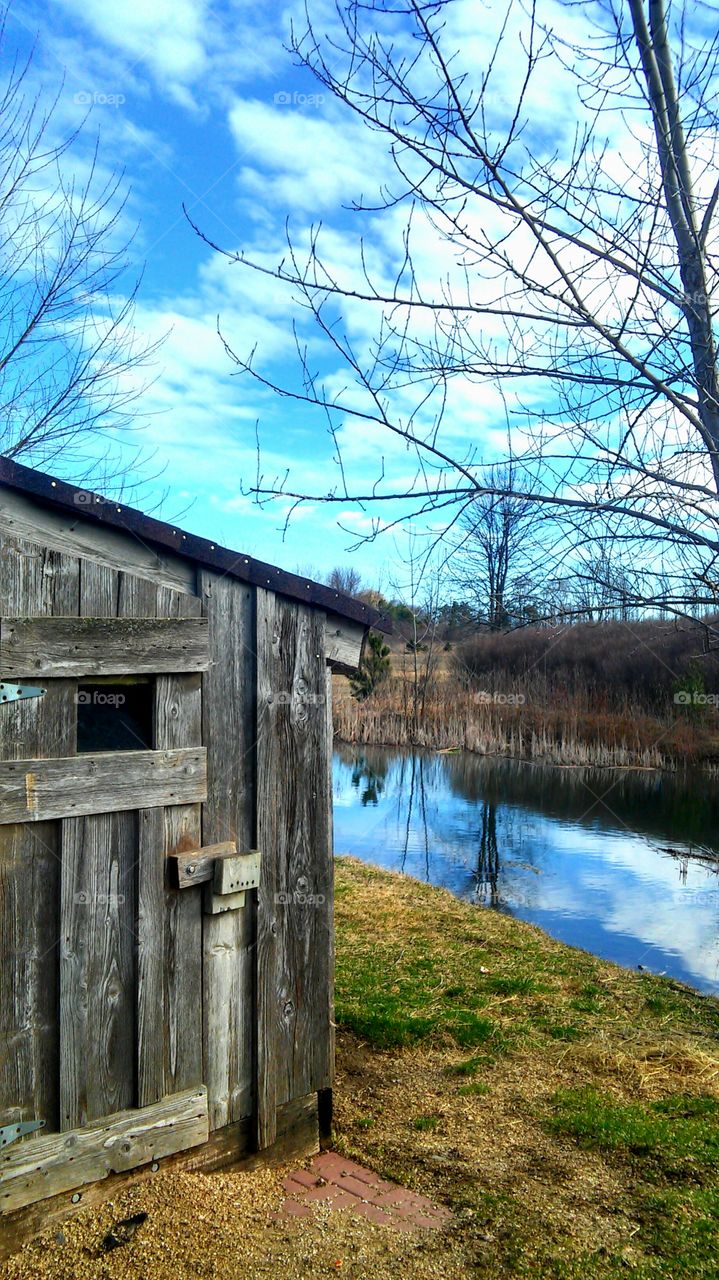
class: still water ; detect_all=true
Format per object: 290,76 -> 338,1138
333,746 -> 719,995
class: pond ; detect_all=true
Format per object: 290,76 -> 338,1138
332,746 -> 719,995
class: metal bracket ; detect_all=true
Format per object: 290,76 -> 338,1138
0,682 -> 46,705
0,1119 -> 46,1149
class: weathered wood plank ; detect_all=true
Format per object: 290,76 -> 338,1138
324,611 -> 367,675
255,590 -> 332,1148
0,534 -> 79,1133
59,811 -> 137,1129
169,841 -> 237,888
0,1091 -> 317,1259
0,747 -> 207,823
326,665 -> 336,1082
203,888 -> 246,915
137,806 -> 166,1108
199,572 -> 256,1131
0,484 -> 197,595
117,571 -> 158,619
139,671 -> 204,1104
79,559 -> 118,617
0,1087 -> 208,1215
0,616 -> 210,677
156,585 -> 203,618
213,850 -> 261,895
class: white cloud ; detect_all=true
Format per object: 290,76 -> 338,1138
227,97 -> 393,213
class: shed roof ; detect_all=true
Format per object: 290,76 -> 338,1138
0,457 -> 390,632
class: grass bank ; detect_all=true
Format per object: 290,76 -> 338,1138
333,673 -> 719,768
4,861 -> 719,1279
333,856 -> 719,1279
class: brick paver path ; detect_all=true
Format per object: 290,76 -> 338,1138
277,1152 -> 452,1232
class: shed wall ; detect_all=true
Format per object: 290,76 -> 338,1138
0,514 -> 336,1163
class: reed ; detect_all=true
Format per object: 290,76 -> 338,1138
333,672 -> 718,768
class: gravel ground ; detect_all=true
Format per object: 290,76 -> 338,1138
0,1161 -> 463,1280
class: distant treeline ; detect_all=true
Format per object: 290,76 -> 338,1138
455,617 -> 719,713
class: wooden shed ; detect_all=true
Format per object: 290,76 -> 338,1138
0,457 -> 383,1250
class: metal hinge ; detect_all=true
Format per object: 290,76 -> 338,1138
0,682 -> 46,705
0,1119 -> 46,1149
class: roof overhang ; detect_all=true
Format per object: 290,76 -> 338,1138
0,457 -> 392,635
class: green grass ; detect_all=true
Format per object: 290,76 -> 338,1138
334,858 -> 719,1055
413,1114 -> 440,1132
333,856 -> 719,1280
548,1088 -> 719,1174
458,1080 -> 490,1097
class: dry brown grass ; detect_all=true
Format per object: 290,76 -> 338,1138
5,861 -> 719,1280
333,672 -> 719,767
331,859 -> 719,1278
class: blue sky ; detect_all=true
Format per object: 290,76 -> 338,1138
7,1 -> 700,601
8,0 -> 462,590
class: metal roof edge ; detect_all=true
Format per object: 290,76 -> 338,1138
0,457 -> 392,634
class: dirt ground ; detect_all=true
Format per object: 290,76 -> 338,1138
3,1025 -> 717,1280
3,859 -> 719,1278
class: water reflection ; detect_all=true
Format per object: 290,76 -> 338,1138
333,747 -> 719,994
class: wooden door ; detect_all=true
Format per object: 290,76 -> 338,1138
0,551 -> 211,1214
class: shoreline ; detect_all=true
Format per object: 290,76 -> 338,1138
335,735 -> 706,773
332,679 -> 719,772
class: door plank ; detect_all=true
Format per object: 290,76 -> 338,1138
137,670 -> 204,1107
0,747 -> 207,823
255,590 -> 332,1148
199,572 -> 256,1131
59,812 -> 137,1129
137,806 -> 166,1108
0,534 -> 79,1133
0,1087 -> 208,1215
0,617 -> 209,677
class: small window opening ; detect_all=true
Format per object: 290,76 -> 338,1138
77,679 -> 154,753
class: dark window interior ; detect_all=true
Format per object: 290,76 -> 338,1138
77,680 -> 154,753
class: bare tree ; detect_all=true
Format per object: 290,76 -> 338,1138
453,462 -> 539,628
0,40 -> 158,476
326,565 -> 362,595
194,0 -> 719,625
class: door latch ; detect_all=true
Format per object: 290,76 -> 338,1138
0,1119 -> 45,1149
0,682 -> 46,705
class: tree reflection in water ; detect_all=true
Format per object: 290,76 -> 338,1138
333,745 -> 719,993
349,753 -> 387,806
474,801 -> 500,907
